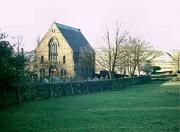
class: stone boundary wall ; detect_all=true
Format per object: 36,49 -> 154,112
0,76 -> 150,106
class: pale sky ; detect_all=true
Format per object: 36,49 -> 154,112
0,0 -> 180,52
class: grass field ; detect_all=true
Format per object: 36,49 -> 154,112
0,81 -> 179,132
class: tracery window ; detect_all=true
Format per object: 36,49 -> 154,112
49,37 -> 58,61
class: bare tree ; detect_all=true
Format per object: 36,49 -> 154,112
96,23 -> 128,79
36,34 -> 41,45
121,36 -> 162,76
119,43 -> 135,77
11,35 -> 25,103
12,35 -> 24,54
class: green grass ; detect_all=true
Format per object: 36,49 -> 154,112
0,81 -> 179,132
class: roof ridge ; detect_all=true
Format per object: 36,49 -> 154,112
55,22 -> 80,32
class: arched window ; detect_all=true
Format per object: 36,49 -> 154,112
49,37 -> 58,61
61,69 -> 64,76
63,55 -> 66,64
61,69 -> 67,76
64,69 -> 67,76
40,55 -> 44,63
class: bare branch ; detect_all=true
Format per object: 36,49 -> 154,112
12,36 -> 24,54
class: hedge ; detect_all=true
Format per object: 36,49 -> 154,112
0,76 -> 150,106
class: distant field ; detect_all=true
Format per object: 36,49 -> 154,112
0,81 -> 179,132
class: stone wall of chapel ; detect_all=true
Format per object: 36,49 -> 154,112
34,23 -> 75,77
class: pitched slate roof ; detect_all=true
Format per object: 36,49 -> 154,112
55,22 -> 93,51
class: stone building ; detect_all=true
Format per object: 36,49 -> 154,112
151,51 -> 180,73
33,22 -> 95,80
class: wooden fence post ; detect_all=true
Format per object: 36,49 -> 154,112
111,80 -> 114,91
99,81 -> 102,91
70,82 -> 74,96
49,86 -> 53,99
85,81 -> 89,94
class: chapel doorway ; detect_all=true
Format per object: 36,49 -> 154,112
49,66 -> 58,77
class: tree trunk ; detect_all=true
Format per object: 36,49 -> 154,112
128,66 -> 132,77
137,63 -> 141,76
108,71 -> 112,79
131,65 -> 137,76
177,60 -> 180,71
111,68 -> 115,79
123,69 -> 126,75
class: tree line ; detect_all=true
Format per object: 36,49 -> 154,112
96,23 -> 163,79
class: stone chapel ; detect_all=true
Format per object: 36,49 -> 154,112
34,22 -> 95,79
